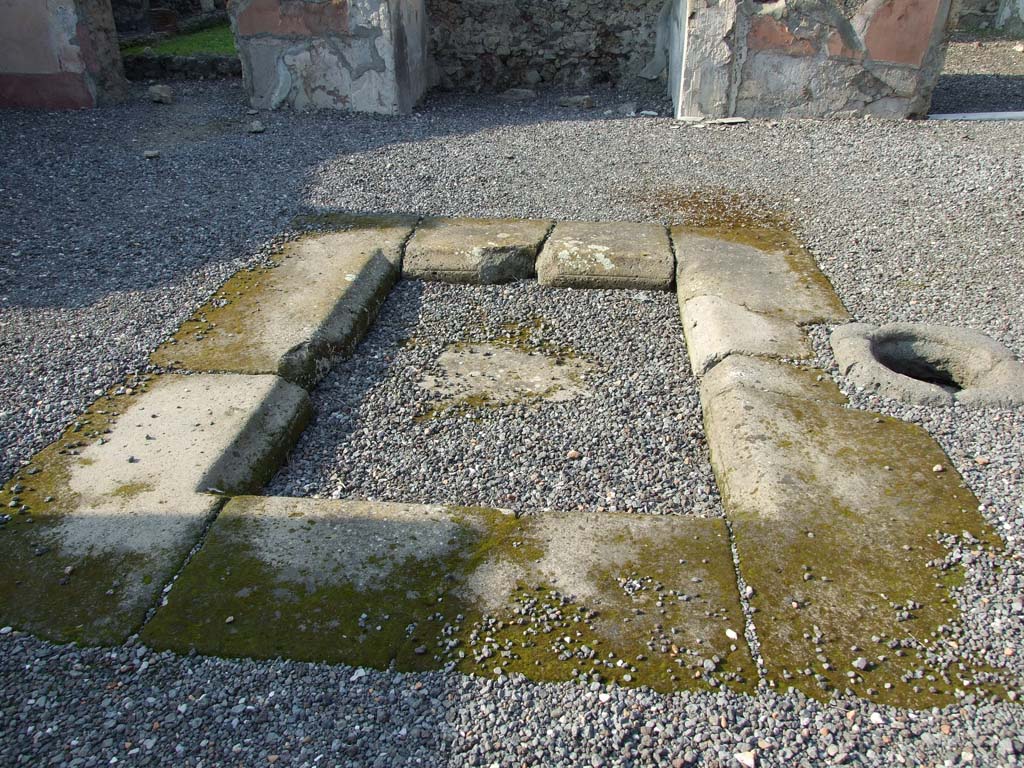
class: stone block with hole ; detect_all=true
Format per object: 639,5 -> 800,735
701,358 -> 1001,707
831,322 -> 1024,407
679,295 -> 813,376
143,499 -> 755,693
672,229 -> 849,324
537,221 -> 674,291
0,374 -> 311,644
151,214 -> 416,389
404,217 -> 553,284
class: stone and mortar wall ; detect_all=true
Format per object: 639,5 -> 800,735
230,0 -> 429,114
425,0 -> 666,91
0,0 -> 127,109
672,0 -> 956,119
958,0 -> 1024,32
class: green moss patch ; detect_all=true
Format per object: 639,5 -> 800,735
141,498 -> 520,669
150,214 -> 414,386
0,376 -> 178,644
142,500 -> 754,693
706,385 -> 1003,707
451,515 -> 756,694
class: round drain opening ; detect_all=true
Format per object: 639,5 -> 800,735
869,333 -> 974,394
831,322 -> 1024,408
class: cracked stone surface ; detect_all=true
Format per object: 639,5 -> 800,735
143,497 -> 754,692
0,373 -> 311,645
232,0 -> 430,114
150,215 -> 415,389
679,295 -> 814,376
673,229 -> 849,325
536,220 -> 674,290
403,216 -> 552,284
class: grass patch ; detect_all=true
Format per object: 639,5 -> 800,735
122,23 -> 237,57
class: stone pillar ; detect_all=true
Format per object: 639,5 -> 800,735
230,0 -> 429,114
670,0 -> 957,119
0,0 -> 128,109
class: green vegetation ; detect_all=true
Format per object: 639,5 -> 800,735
122,23 -> 237,58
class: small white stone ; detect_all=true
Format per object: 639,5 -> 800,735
0,626 -> 12,635
725,628 -> 739,640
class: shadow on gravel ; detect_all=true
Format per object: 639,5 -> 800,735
930,73 -> 1024,113
0,81 -> 650,312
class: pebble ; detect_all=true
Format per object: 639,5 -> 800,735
147,84 -> 174,104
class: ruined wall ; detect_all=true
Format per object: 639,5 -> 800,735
0,0 -> 128,109
230,0 -> 429,114
672,0 -> 956,119
426,0 -> 665,91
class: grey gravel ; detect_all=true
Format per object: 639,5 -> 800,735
269,280 -> 719,516
2,60 -> 1024,767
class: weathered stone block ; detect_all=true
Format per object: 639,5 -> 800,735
151,214 -> 415,389
404,216 -> 552,284
537,221 -> 674,291
702,366 -> 999,706
679,295 -> 813,376
673,229 -> 849,325
143,499 -> 756,692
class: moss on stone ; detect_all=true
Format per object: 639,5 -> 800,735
448,517 -> 757,693
142,503 -> 754,693
141,504 -> 521,669
0,376 -> 169,644
710,390 -> 1004,708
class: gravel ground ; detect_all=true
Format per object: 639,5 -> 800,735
931,36 -> 1024,113
269,281 -> 719,517
2,53 -> 1023,767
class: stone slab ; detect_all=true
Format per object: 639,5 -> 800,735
702,377 -> 998,707
0,374 -> 311,644
672,229 -> 849,324
537,221 -> 674,291
699,354 -> 847,405
679,295 -> 813,376
143,499 -> 755,692
403,217 -> 552,284
151,215 -> 415,389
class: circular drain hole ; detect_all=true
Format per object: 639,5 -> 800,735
870,335 -> 969,394
831,322 -> 1024,408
